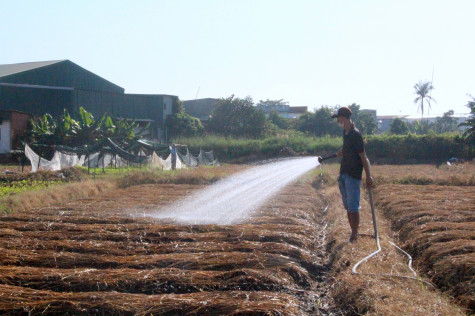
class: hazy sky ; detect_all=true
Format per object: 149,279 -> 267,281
1,0 -> 474,116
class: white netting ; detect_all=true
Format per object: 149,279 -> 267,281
178,147 -> 199,167
198,149 -> 219,166
149,152 -> 167,170
25,144 -> 82,172
58,151 -> 80,169
25,144 -> 217,173
149,152 -> 186,170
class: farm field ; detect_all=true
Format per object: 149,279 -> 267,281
0,174 -> 334,314
0,161 -> 473,315
374,184 -> 474,310
320,162 -> 474,315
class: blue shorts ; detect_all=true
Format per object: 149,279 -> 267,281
338,174 -> 361,213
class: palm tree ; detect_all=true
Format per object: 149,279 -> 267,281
413,81 -> 435,120
459,96 -> 475,141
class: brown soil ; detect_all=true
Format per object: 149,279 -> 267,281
0,181 -> 334,315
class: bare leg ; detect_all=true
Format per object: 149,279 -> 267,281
347,212 -> 360,242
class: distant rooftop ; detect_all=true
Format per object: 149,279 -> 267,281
377,115 -> 408,120
289,106 -> 307,113
404,113 -> 471,119
0,60 -> 65,78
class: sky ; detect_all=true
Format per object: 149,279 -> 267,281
1,0 -> 474,116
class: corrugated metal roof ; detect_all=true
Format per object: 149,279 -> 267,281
289,106 -> 307,113
0,82 -> 73,91
0,60 -> 65,78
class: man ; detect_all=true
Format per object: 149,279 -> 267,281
170,143 -> 177,170
332,106 -> 373,243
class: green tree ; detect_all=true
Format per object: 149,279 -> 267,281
348,103 -> 377,135
29,110 -> 75,147
294,111 -> 315,134
313,106 -> 340,136
268,110 -> 291,129
459,96 -> 475,141
257,99 -> 288,108
414,81 -> 435,120
106,117 -> 148,149
432,110 -> 459,133
28,107 -> 148,151
358,111 -> 378,135
408,120 -> 432,135
70,107 -> 106,146
165,112 -> 205,138
389,118 -> 410,134
164,96 -> 204,138
294,106 -> 340,136
172,97 -> 185,114
208,95 -> 267,138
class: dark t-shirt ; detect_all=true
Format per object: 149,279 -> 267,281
340,126 -> 365,180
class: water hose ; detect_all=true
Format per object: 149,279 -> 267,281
352,188 -> 381,274
315,156 -> 431,285
351,187 -> 434,286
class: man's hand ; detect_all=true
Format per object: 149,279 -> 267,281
337,148 -> 343,157
366,176 -> 374,188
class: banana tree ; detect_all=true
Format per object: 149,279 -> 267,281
109,118 -> 150,152
28,110 -> 74,158
69,107 -> 106,147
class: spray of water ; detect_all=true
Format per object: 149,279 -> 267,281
150,157 -> 320,225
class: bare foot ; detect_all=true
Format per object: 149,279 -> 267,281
349,234 -> 358,243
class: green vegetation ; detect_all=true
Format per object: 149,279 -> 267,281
28,107 -> 149,158
389,110 -> 462,135
176,133 -> 471,163
294,106 -> 340,137
390,118 -> 410,135
365,133 -> 469,163
75,165 -> 145,179
431,110 -> 460,133
208,96 -> 268,138
176,134 -> 341,161
0,179 -> 61,198
165,99 -> 205,138
268,110 -> 291,130
165,112 -> 205,137
0,178 -> 62,212
348,103 -> 378,135
30,107 -> 145,147
459,95 -> 475,141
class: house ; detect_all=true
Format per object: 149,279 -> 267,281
376,113 -> 470,133
376,115 -> 409,133
286,106 -> 308,119
0,110 -> 32,154
0,60 -> 176,152
256,103 -> 308,119
183,98 -> 220,121
402,114 -> 470,128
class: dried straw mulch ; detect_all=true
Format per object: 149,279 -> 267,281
374,184 -> 475,311
0,284 -> 303,315
0,179 -> 330,315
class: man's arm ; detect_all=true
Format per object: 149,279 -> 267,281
359,151 -> 373,187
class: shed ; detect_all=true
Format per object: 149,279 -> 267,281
0,60 -> 177,148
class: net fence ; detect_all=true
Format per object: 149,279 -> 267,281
24,141 -> 218,172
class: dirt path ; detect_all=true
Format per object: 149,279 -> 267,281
0,178 -> 337,314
